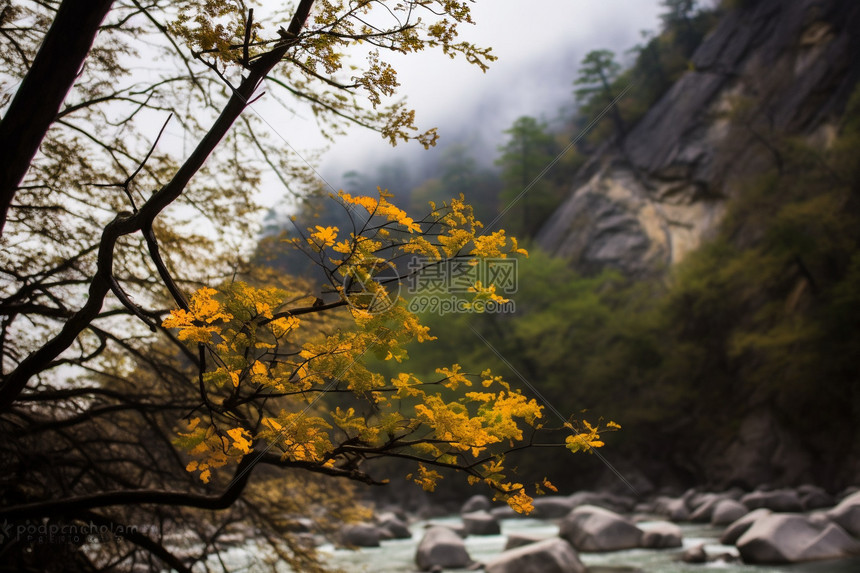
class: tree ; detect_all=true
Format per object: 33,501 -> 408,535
495,116 -> 560,236
573,49 -> 627,141
659,0 -> 704,56
409,144 -> 500,224
0,2 -> 609,571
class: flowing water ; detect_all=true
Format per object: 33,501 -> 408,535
317,517 -> 860,573
200,516 -> 860,572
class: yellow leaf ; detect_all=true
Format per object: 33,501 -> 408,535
227,427 -> 252,454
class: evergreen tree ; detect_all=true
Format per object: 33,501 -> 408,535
496,116 -> 559,237
574,49 -> 627,140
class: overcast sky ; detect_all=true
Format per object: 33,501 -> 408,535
252,1 -> 669,204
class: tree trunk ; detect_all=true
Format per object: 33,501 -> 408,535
0,0 -> 115,235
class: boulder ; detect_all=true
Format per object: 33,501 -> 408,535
688,496 -> 721,522
461,494 -> 492,514
504,533 -> 547,550
339,523 -> 383,547
559,505 -> 643,552
737,513 -> 860,564
485,538 -> 587,573
569,491 -> 633,514
720,508 -> 772,545
655,497 -> 690,522
741,489 -> 803,512
681,544 -> 707,563
800,489 -> 835,511
711,499 -> 749,525
490,505 -> 520,519
425,521 -> 467,538
640,521 -> 682,548
827,490 -> 860,537
415,526 -> 473,571
531,496 -> 576,519
462,510 -> 501,536
376,512 -> 411,539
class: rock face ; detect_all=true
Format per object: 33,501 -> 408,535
538,0 -> 860,277
703,408 -> 814,492
736,513 -> 860,564
415,526 -> 472,571
485,538 -> 587,573
559,505 -> 643,552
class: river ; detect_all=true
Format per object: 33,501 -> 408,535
318,516 -> 860,573
201,515 -> 860,572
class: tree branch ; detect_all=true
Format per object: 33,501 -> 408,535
0,0 -> 318,411
0,0 -> 115,234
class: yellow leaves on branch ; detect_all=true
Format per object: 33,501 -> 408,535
163,191 -> 611,510
406,464 -> 444,492
162,287 -> 232,343
175,418 -> 252,483
564,420 -> 621,454
309,225 -> 338,248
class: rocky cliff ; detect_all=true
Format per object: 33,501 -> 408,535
538,0 -> 860,276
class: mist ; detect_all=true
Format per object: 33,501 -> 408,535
316,1 -> 666,193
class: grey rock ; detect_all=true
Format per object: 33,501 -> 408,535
425,521 -> 467,538
485,538 -> 587,573
504,533 -> 547,550
415,526 -> 473,571
720,508 -> 772,545
656,497 -> 690,522
711,499 -> 749,525
827,490 -> 860,537
461,494 -> 492,514
490,505 -> 520,520
376,513 -> 411,539
462,510 -> 501,536
559,505 -> 643,552
741,489 -> 803,513
339,523 -> 382,547
532,496 -> 576,519
737,513 -> 860,564
640,521 -> 682,549
798,485 -> 835,510
689,495 -> 722,522
569,491 -> 634,514
682,544 -> 707,563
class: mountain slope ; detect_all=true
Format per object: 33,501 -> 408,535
538,0 -> 860,277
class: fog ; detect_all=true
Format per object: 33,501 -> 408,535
317,1 -> 665,187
